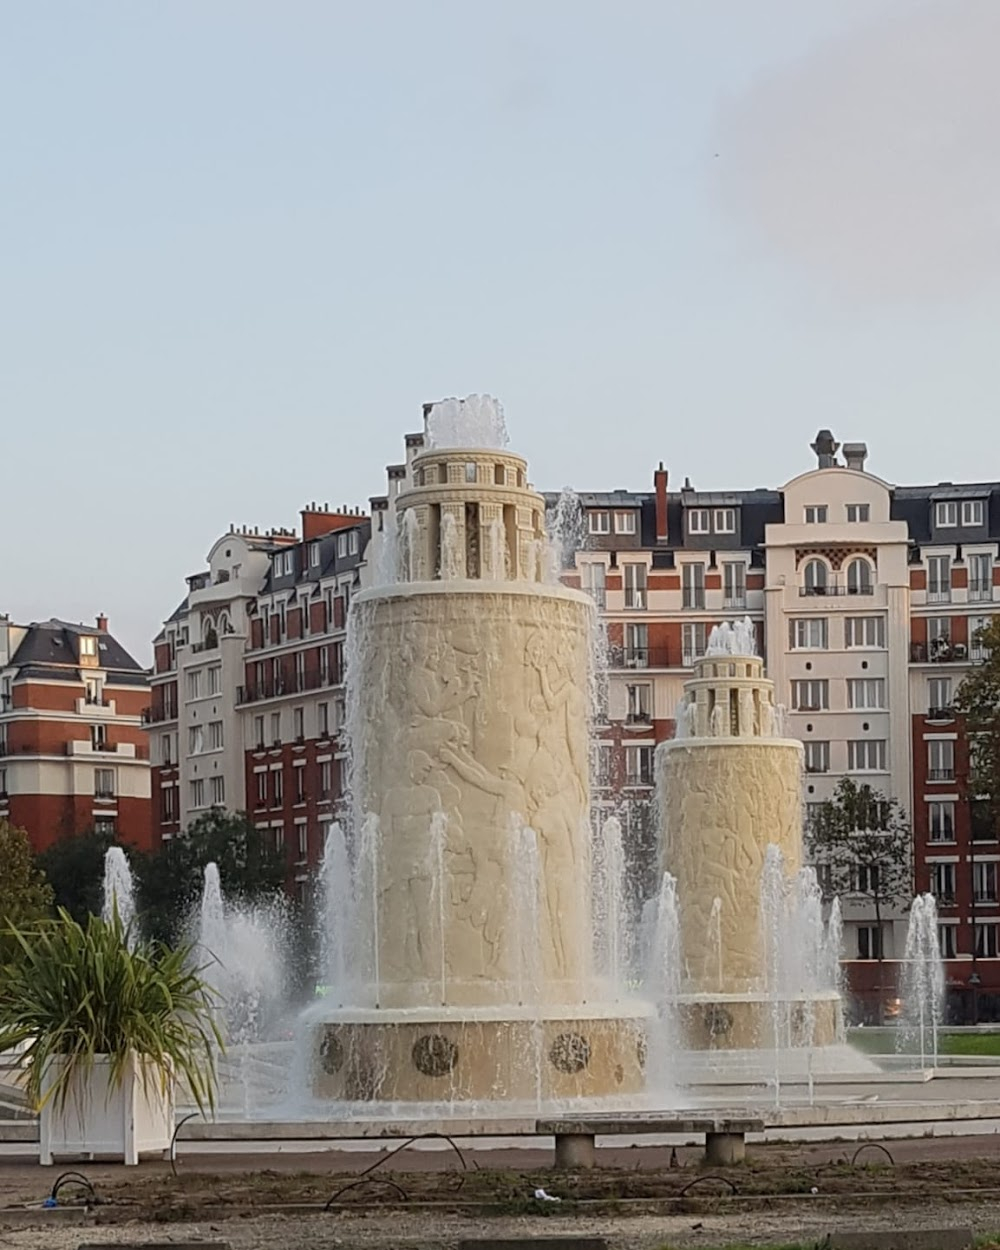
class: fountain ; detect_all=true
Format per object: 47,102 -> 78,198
654,620 -> 844,1078
308,397 -> 650,1109
101,846 -> 137,942
898,894 -> 945,1069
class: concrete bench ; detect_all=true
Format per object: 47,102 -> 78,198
535,1114 -> 764,1169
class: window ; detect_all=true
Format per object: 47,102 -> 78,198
624,563 -> 647,609
714,508 -> 736,534
854,864 -> 880,894
804,741 -> 830,774
295,651 -> 306,691
93,816 -> 116,837
272,768 -> 284,805
319,759 -> 333,796
928,739 -> 955,781
845,616 -> 885,648
971,616 -> 994,661
625,623 -> 648,668
349,530 -> 359,555
85,677 -> 102,705
805,506 -> 828,524
791,679 -> 829,711
332,641 -> 344,684
974,861 -> 998,904
688,509 -> 710,534
927,677 -> 952,717
79,635 -> 98,657
254,715 -> 265,750
319,645 -> 330,684
928,801 -> 955,842
969,553 -> 993,601
334,696 -> 346,731
277,601 -> 287,637
626,683 -> 652,723
803,559 -> 828,595
187,670 -> 202,699
309,541 -> 321,568
927,555 -> 951,603
294,707 -> 305,741
976,923 -> 1000,958
682,622 -> 707,665
596,743 -> 613,786
847,504 -> 870,523
581,562 -> 607,608
90,723 -> 107,750
188,725 -> 205,755
318,702 -> 330,737
939,925 -> 957,959
295,764 -> 306,804
928,615 -> 952,658
847,558 -> 873,595
682,562 -> 705,609
255,771 -> 268,807
857,925 -> 883,959
298,823 -> 309,862
791,618 -> 828,649
588,511 -> 610,534
162,785 -> 177,822
270,711 -> 281,746
723,562 -> 746,608
209,775 -> 225,806
93,767 -> 115,798
931,862 -> 956,902
963,500 -> 985,527
613,511 -> 636,534
160,733 -> 172,766
936,501 -> 958,528
190,778 -> 205,808
272,825 -> 285,854
207,666 -> 222,695
625,745 -> 654,786
848,678 -> 886,710
847,740 -> 886,772
208,721 -> 224,750
464,461 -> 477,483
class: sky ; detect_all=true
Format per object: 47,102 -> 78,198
3,0 -> 999,663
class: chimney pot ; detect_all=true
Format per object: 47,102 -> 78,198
843,442 -> 868,472
96,614 -> 108,632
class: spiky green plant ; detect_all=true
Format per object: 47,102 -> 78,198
0,908 -> 222,1114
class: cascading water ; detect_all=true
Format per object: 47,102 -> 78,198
594,816 -> 628,993
546,486 -> 584,581
898,893 -> 945,1069
425,394 -> 509,450
101,846 -> 137,943
319,822 -> 355,1007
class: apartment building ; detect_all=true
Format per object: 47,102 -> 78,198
0,615 -> 151,851
557,432 -> 1000,1019
147,506 -> 370,895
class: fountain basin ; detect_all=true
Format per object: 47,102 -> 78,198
310,1004 -> 650,1104
674,990 -> 842,1051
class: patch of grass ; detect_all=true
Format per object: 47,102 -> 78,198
939,1033 -> 1000,1056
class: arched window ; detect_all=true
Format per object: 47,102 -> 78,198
804,559 -> 828,595
218,611 -> 231,635
847,558 -> 873,595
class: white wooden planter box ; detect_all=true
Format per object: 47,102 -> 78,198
39,1053 -> 174,1165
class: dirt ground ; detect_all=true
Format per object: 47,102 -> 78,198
2,1136 -> 1000,1249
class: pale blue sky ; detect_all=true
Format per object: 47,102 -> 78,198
3,1 -> 999,661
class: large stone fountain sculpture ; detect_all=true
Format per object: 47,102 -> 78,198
657,622 -> 842,1059
313,400 -> 647,1106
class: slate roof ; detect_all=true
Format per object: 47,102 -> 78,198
10,619 -> 146,679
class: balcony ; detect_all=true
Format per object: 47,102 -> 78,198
682,592 -> 706,610
927,706 -> 956,722
617,647 -> 671,669
800,583 -> 874,597
237,670 -> 341,704
723,595 -> 747,610
93,789 -> 116,801
67,741 -> 138,759
625,770 -> 654,787
927,768 -> 955,782
624,591 -> 647,611
682,650 -> 707,668
625,711 -> 653,726
927,589 -> 952,604
969,582 -> 993,602
910,641 -> 968,664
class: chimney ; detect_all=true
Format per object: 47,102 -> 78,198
96,614 -> 108,633
654,461 -> 669,542
811,429 -> 840,468
843,442 -> 868,472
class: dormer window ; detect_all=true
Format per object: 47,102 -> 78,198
588,511 -> 610,535
79,636 -> 98,658
963,500 -> 985,527
309,542 -> 321,569
936,502 -> 957,527
613,511 -> 636,535
714,508 -> 736,533
688,509 -> 710,534
804,506 -> 827,524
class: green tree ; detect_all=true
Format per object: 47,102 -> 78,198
955,617 -> 1000,841
134,810 -> 286,945
0,819 -> 53,930
35,828 -> 121,924
806,778 -> 912,1023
